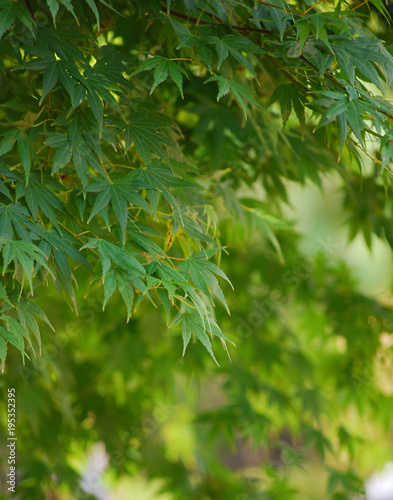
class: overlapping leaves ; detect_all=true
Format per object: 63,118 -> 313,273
2,0 -> 393,371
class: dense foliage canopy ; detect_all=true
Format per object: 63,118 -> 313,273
0,0 -> 393,498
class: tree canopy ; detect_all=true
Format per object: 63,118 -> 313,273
1,0 -> 393,499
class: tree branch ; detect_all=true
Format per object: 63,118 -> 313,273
166,9 -> 273,34
166,4 -> 393,125
257,0 -> 301,15
300,55 -> 393,119
25,0 -> 36,21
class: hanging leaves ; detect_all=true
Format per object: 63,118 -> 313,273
1,0 -> 393,370
131,55 -> 189,98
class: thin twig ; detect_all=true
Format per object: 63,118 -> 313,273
258,0 -> 300,15
25,0 -> 36,21
166,9 -> 273,34
364,127 -> 383,139
166,4 -> 393,136
268,55 -> 309,93
197,8 -> 222,23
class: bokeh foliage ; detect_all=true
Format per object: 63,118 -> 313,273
0,0 -> 393,498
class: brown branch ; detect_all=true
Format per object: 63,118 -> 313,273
25,0 -> 36,21
258,0 -> 301,15
167,5 -> 393,125
197,8 -> 222,23
267,55 -> 309,93
364,127 -> 383,139
300,55 -> 344,90
166,9 -> 273,34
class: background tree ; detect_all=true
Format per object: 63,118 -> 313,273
0,0 -> 393,499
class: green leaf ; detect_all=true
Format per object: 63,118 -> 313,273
25,299 -> 55,332
116,273 -> 134,320
17,301 -> 42,353
25,174 -> 67,231
111,186 -> 128,244
84,0 -> 100,25
181,314 -> 192,356
125,111 -> 176,164
0,324 -> 25,353
333,40 -> 392,92
0,335 -> 6,371
16,131 -> 32,184
1,240 -> 52,292
85,175 -> 153,244
52,143 -> 72,174
68,119 -> 82,150
127,225 -> 167,260
248,208 -> 286,263
0,282 -> 12,307
44,132 -> 69,148
57,61 -> 76,102
269,84 -> 307,129
179,250 -> 232,314
87,91 -> 103,133
103,268 -> 117,310
213,34 -> 265,81
206,76 -> 263,119
0,129 -> 18,156
337,113 -> 348,160
138,165 -> 182,215
46,0 -> 60,23
14,3 -> 35,36
168,16 -> 198,49
0,1 -> 16,39
156,287 -> 171,325
82,239 -> 146,280
326,97 -> 349,120
87,182 -> 112,223
58,0 -> 79,23
0,202 -> 40,242
172,209 -> 216,245
269,1 -> 290,41
72,141 -> 89,186
44,228 -> 91,270
132,55 -> 188,98
6,316 -> 35,356
296,22 -> 310,52
0,179 -> 13,201
179,312 -> 220,364
346,100 -> 365,146
85,72 -> 121,112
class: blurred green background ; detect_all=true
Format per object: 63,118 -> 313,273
2,167 -> 393,499
1,1 -> 393,498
